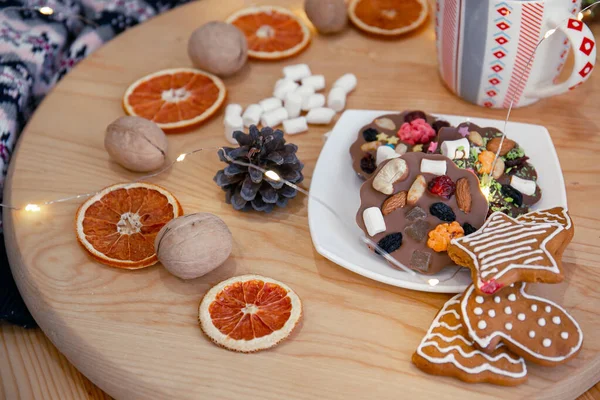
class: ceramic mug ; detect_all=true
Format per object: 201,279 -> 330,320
435,0 -> 597,108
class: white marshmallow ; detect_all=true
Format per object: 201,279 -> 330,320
225,104 -> 242,119
242,104 -> 262,127
306,107 -> 336,125
294,85 -> 315,101
327,87 -> 346,112
274,78 -> 288,89
510,176 -> 537,196
260,107 -> 288,128
301,75 -> 325,91
333,73 -> 357,94
363,207 -> 386,237
420,159 -> 447,176
259,97 -> 283,113
283,64 -> 312,81
283,117 -> 308,135
284,92 -> 303,118
301,93 -> 325,111
376,146 -> 400,166
441,138 -> 470,160
273,80 -> 299,100
224,115 -> 243,144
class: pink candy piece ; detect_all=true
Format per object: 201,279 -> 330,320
427,141 -> 438,153
397,118 -> 436,145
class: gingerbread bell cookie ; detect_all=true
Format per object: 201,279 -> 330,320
413,295 -> 527,386
447,209 -> 572,294
460,283 -> 583,367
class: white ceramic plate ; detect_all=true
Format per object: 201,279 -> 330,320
308,110 -> 567,293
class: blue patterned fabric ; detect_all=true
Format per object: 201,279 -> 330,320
0,0 -> 192,327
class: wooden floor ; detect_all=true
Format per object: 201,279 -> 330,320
0,323 -> 598,400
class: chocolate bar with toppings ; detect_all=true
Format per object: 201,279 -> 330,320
356,152 -> 488,275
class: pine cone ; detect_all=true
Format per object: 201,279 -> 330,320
214,125 -> 304,213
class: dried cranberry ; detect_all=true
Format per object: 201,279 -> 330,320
430,202 -> 456,222
428,175 -> 456,199
404,110 -> 427,123
360,153 -> 377,174
375,232 -> 403,255
480,279 -> 503,294
462,223 -> 477,236
362,128 -> 378,142
501,184 -> 523,206
432,120 -> 451,133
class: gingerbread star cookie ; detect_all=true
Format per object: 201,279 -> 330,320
460,283 -> 583,367
517,206 -> 574,258
413,294 -> 527,386
447,210 -> 569,295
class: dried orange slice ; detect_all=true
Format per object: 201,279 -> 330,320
226,6 -> 311,60
348,0 -> 428,36
199,275 -> 302,352
123,68 -> 226,133
75,182 -> 183,269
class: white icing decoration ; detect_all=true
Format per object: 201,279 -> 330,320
494,296 -> 501,304
552,316 -> 561,324
450,212 -> 565,287
416,295 -> 527,378
529,331 -> 535,338
434,322 -> 462,331
531,304 -> 538,312
517,207 -> 572,230
505,323 -> 513,330
460,282 -> 583,364
561,332 -> 569,340
488,310 -> 496,318
543,339 -> 551,347
538,318 -> 546,327
545,306 -> 551,313
508,294 -> 516,301
476,296 -> 484,304
517,313 -> 526,321
504,306 -> 512,315
478,320 -> 487,329
474,307 -> 483,315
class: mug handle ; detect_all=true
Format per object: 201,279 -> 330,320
524,17 -> 596,99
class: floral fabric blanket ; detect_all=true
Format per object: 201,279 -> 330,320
0,0 -> 191,326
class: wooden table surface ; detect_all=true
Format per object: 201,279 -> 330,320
3,0 -> 600,399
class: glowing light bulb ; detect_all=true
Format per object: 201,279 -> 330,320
544,29 -> 556,39
577,12 -> 584,20
480,185 -> 491,200
428,278 -> 440,287
38,6 -> 54,15
176,154 -> 186,162
265,170 -> 281,181
25,204 -> 41,212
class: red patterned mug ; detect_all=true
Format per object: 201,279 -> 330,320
436,0 -> 596,108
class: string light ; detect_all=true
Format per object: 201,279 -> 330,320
38,6 -> 54,15
577,11 -> 584,21
176,153 -> 186,162
428,279 -> 440,287
544,28 -> 557,39
24,204 -> 41,212
264,170 -> 281,181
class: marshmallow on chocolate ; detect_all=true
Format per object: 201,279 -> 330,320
510,176 -> 537,196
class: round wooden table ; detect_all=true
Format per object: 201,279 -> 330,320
4,1 -> 600,398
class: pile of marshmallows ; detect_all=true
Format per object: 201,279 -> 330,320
223,63 -> 357,143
